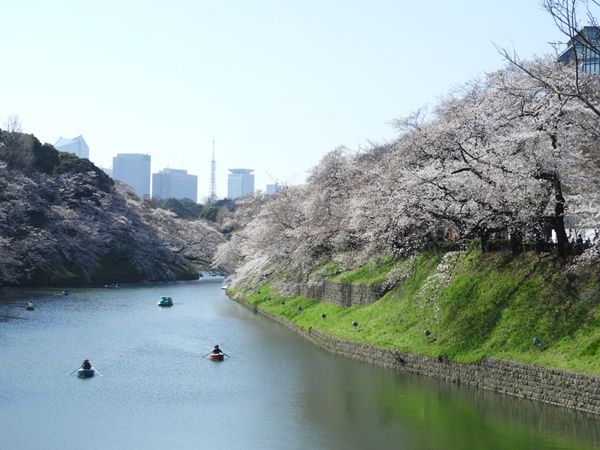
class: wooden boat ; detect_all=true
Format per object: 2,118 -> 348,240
25,304 -> 34,311
104,283 -> 119,289
77,367 -> 95,378
209,353 -> 224,361
157,296 -> 173,307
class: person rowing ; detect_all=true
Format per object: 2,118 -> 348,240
202,345 -> 230,359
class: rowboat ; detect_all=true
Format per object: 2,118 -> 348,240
209,353 -> 224,361
77,367 -> 95,378
158,296 -> 173,307
25,303 -> 35,311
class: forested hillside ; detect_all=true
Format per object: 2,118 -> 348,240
0,129 -> 223,286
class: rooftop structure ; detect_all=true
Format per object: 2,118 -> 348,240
54,135 -> 89,159
559,26 -> 600,74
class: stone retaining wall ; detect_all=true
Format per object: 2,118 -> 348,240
296,279 -> 386,306
231,294 -> 600,415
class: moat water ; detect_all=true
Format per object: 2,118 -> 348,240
0,278 -> 598,449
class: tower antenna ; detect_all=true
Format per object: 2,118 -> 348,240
208,136 -> 217,205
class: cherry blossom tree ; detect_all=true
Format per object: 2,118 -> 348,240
219,57 -> 600,292
0,130 -> 224,285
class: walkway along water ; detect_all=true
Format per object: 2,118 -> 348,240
229,294 -> 600,415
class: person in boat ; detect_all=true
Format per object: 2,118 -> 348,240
81,359 -> 92,370
211,345 -> 223,355
27,302 -> 34,308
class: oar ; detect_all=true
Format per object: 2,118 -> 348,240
94,368 -> 103,377
201,353 -> 212,358
223,353 -> 231,358
68,368 -> 80,376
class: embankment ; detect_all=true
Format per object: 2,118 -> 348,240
229,292 -> 600,415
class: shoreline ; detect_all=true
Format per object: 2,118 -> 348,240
230,293 -> 600,415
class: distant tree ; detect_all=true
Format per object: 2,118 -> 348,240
154,197 -> 204,219
34,143 -> 61,174
213,198 -> 236,210
0,130 -> 36,172
56,152 -> 114,192
215,205 -> 234,233
180,198 -> 203,217
200,206 -> 219,222
0,130 -> 61,174
157,198 -> 195,219
3,115 -> 22,132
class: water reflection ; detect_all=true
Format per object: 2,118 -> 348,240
0,281 -> 598,450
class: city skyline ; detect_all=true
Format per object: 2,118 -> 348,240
100,146 -> 264,202
0,1 -> 585,195
58,134 -> 278,201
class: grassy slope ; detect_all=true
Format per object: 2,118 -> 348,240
238,247 -> 600,376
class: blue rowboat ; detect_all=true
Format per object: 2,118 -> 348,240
77,367 -> 95,378
157,296 -> 173,307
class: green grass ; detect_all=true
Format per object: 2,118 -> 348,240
330,256 -> 397,284
235,249 -> 600,376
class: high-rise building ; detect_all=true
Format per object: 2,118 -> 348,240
227,169 -> 255,199
559,26 -> 600,74
152,168 -> 198,202
112,153 -> 151,198
54,135 -> 89,159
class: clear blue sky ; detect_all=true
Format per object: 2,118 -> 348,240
0,1 -> 580,200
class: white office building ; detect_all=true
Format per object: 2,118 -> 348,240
112,153 -> 151,198
227,169 -> 255,199
152,168 -> 198,202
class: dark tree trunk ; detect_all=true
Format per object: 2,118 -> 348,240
551,176 -> 569,258
480,228 -> 489,253
510,232 -> 523,254
537,169 -> 569,259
